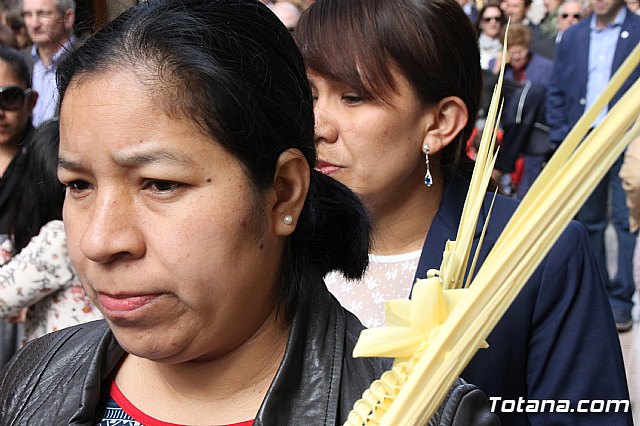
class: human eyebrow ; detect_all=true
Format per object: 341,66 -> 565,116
112,150 -> 197,167
58,156 -> 83,171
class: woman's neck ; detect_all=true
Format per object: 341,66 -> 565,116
368,168 -> 444,256
115,310 -> 288,424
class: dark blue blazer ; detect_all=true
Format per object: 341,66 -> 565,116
546,9 -> 640,142
413,174 -> 632,425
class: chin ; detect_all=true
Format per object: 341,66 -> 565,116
114,327 -> 188,362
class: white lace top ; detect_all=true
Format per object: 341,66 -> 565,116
325,250 -> 421,328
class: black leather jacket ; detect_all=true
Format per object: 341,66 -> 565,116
0,281 -> 499,425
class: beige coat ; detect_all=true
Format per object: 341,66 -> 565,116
620,135 -> 640,233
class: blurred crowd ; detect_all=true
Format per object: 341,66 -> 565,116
463,0 -> 640,334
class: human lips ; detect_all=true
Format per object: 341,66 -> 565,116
315,160 -> 342,175
97,292 -> 161,314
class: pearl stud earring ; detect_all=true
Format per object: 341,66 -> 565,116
283,215 -> 294,225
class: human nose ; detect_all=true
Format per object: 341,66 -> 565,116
79,189 -> 145,264
314,99 -> 339,145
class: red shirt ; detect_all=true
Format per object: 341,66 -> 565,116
108,381 -> 254,426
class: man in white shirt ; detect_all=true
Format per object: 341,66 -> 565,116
21,0 -> 75,127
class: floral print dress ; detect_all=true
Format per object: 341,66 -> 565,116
0,220 -> 102,342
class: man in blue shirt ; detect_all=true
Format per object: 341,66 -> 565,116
22,0 -> 75,127
547,0 -> 640,331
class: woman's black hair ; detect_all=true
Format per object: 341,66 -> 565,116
56,0 -> 371,322
295,0 -> 482,178
0,45 -> 31,88
10,119 -> 64,252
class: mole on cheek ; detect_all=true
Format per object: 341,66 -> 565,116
205,177 -> 212,183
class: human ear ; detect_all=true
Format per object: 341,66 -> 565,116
64,10 -> 75,33
27,91 -> 38,112
271,148 -> 310,237
422,96 -> 469,155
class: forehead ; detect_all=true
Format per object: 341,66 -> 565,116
23,0 -> 57,11
562,2 -> 582,12
59,70 -> 224,171
483,6 -> 502,15
61,70 -> 160,148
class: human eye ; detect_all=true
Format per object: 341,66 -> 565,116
39,10 -> 55,18
64,180 -> 92,198
342,93 -> 364,105
142,179 -> 184,195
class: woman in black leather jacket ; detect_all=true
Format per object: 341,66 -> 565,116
0,1 -> 498,424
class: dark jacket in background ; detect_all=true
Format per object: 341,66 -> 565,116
414,174 -> 632,426
495,80 -> 552,173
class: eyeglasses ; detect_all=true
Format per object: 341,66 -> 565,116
0,86 -> 32,111
482,16 -> 502,22
560,13 -> 581,19
21,9 -> 59,20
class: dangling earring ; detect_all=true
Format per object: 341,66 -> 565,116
422,144 -> 433,187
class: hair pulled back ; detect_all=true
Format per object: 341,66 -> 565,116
57,0 -> 370,321
295,0 -> 482,177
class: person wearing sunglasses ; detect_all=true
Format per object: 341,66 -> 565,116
477,0 -> 506,70
0,45 -> 37,369
556,0 -> 584,41
0,45 -> 37,216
